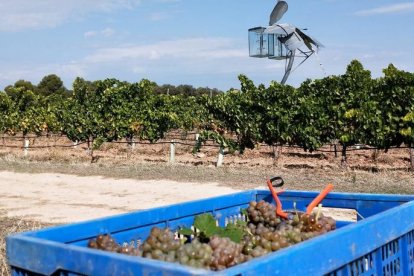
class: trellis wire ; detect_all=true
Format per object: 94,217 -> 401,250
0,139 -> 411,152
0,134 -> 412,153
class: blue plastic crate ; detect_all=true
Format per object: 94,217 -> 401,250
6,190 -> 414,275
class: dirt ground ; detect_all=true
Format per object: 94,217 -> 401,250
1,134 -> 412,172
0,171 -> 239,223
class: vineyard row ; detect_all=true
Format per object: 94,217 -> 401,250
1,60 -> 414,168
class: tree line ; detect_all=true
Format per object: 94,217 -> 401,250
1,60 -> 414,166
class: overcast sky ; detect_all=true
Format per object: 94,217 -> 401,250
1,0 -> 413,91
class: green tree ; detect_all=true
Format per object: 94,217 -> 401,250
4,80 -> 38,100
37,74 -> 67,97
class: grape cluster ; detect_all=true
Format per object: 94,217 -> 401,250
209,236 -> 246,271
88,234 -> 140,256
280,212 -> 336,238
244,201 -> 337,258
87,200 -> 337,272
176,239 -> 213,269
303,213 -> 336,233
141,227 -> 181,262
243,222 -> 292,258
295,213 -> 336,240
246,201 -> 281,228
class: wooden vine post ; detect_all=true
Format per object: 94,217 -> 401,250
341,145 -> 347,168
272,144 -> 282,165
86,137 -> 92,156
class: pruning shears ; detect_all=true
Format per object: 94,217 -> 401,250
267,176 -> 334,219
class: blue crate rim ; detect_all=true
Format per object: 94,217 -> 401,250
11,189 -> 414,238
7,190 -> 414,275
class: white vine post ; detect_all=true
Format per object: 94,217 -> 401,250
127,137 -> 136,150
170,140 -> 176,163
23,138 -> 29,156
195,133 -> 200,146
216,147 -> 224,167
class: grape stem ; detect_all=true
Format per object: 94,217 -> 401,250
315,204 -> 322,221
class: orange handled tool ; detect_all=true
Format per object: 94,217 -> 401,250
267,177 -> 289,219
267,177 -> 334,219
306,183 -> 334,215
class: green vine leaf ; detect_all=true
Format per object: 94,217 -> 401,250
220,223 -> 245,243
177,227 -> 194,236
194,213 -> 219,238
191,214 -> 246,243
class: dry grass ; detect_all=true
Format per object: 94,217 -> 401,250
0,157 -> 413,195
0,212 -> 54,275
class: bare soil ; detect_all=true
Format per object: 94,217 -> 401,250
1,134 -> 413,194
0,171 -> 239,223
0,134 -> 412,172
